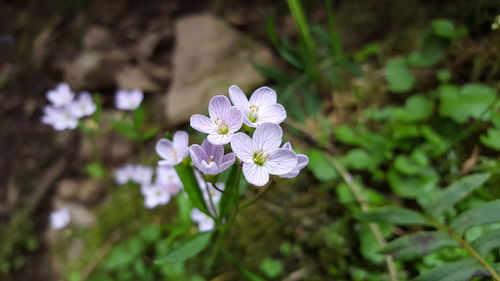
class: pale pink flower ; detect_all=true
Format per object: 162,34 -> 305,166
190,95 -> 242,145
115,89 -> 143,110
189,139 -> 235,175
156,131 -> 189,165
46,83 -> 75,106
279,142 -> 309,178
50,208 -> 71,230
230,123 -> 297,186
229,85 -> 286,128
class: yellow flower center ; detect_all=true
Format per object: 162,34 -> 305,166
214,118 -> 229,134
253,149 -> 270,166
248,104 -> 259,123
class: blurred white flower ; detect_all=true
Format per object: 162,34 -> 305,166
46,83 -> 75,106
115,89 -> 143,110
50,208 -> 71,230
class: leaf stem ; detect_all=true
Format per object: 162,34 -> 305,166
284,119 -> 399,281
239,180 -> 273,211
431,219 -> 500,281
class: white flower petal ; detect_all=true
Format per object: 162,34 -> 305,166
253,123 -> 282,153
242,163 -> 270,186
190,114 -> 216,134
265,148 -> 297,175
229,85 -> 249,110
207,133 -> 232,145
249,86 -> 277,107
230,133 -> 254,162
258,104 -> 286,125
209,95 -> 232,120
226,107 -> 243,133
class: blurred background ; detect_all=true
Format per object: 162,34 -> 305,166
0,0 -> 499,280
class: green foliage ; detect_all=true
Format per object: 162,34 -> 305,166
358,206 -> 430,226
380,231 -> 458,260
385,57 -> 416,93
307,149 -> 339,181
260,258 -> 283,278
175,164 -> 210,215
428,173 -> 490,216
85,162 -> 106,179
219,165 -> 242,219
155,232 -> 213,264
439,83 -> 497,123
450,200 -> 500,235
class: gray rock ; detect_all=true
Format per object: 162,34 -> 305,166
56,179 -> 80,201
82,25 -> 114,51
57,178 -> 102,204
115,66 -> 161,93
64,49 -> 130,89
165,13 -> 274,125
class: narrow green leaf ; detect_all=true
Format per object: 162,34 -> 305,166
428,173 -> 490,217
174,164 -> 210,215
358,206 -> 430,226
472,228 -> 500,256
451,200 -> 500,235
110,120 -> 139,139
219,165 -> 241,219
286,0 -> 316,69
380,231 -> 457,260
133,105 -> 145,130
253,63 -> 291,84
154,232 -> 212,264
141,128 -> 159,141
412,258 -> 481,281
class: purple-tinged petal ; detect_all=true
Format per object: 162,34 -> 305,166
230,133 -> 254,162
207,134 -> 232,145
226,107 -> 243,133
242,163 -> 270,186
190,145 -> 208,169
190,114 -> 216,134
249,86 -> 277,107
296,154 -> 309,170
258,104 -> 286,125
156,139 -> 178,165
282,141 -> 292,150
201,139 -> 224,162
218,153 -> 235,172
229,85 -> 249,110
173,131 -> 189,151
198,219 -> 215,232
201,161 -> 219,175
253,123 -> 282,153
208,95 -> 232,120
265,148 -> 297,175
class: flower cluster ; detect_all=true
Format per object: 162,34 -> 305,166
41,83 -> 96,130
115,164 -> 183,209
156,84 -> 308,187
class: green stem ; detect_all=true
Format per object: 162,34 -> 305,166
239,181 -> 273,211
431,219 -> 500,280
285,119 -> 399,281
